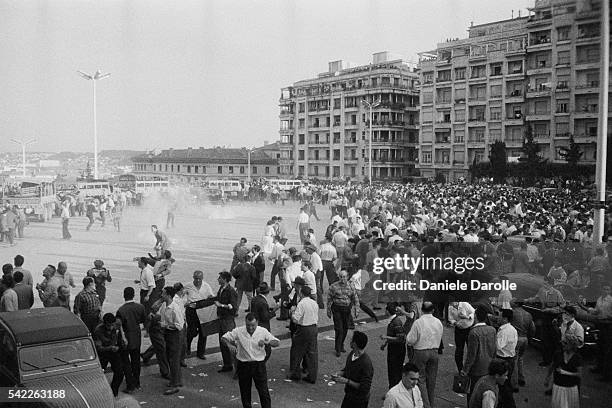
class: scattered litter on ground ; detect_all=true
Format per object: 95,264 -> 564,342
306,398 -> 314,402
199,389 -> 204,392
284,379 -> 292,382
139,403 -> 147,405
178,396 -> 184,399
327,381 -> 336,386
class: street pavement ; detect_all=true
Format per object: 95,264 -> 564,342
1,198 -> 611,407
114,320 -> 612,408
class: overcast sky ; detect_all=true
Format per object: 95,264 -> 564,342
0,0 -> 532,153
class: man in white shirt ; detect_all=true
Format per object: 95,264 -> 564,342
285,255 -> 303,288
137,257 -> 155,316
158,286 -> 186,394
183,270 -> 215,359
297,207 -> 310,244
289,286 -> 319,383
384,363 -> 424,408
495,309 -> 518,406
448,300 -> 475,373
300,261 -> 317,297
405,302 -> 443,408
222,313 -> 280,408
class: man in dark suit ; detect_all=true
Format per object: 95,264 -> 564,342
251,282 -> 278,361
12,271 -> 33,309
215,271 -> 238,373
461,306 -> 497,403
116,287 -> 146,392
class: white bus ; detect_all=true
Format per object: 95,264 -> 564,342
76,179 -> 111,197
267,179 -> 307,191
206,179 -> 243,192
135,179 -> 170,195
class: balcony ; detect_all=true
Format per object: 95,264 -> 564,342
575,81 -> 600,94
555,84 -> 570,93
527,37 -> 552,50
469,53 -> 487,62
574,104 -> 599,117
467,138 -> 486,146
554,132 -> 571,139
344,137 -> 357,144
434,161 -> 452,167
467,97 -> 487,105
527,14 -> 552,26
526,84 -> 552,97
576,10 -> 600,21
506,90 -> 524,101
506,68 -> 525,77
468,116 -> 486,123
468,75 -> 487,83
436,76 -> 452,83
575,57 -> 600,67
435,136 -> 451,144
505,138 -> 523,147
504,113 -> 524,124
526,112 -> 551,121
454,97 -> 466,104
526,62 -> 552,75
574,134 -> 597,142
534,133 -> 551,143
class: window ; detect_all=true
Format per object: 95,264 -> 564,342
351,167 -> 356,177
333,133 -> 340,144
280,120 -> 290,130
240,166 -> 245,174
298,119 -> 305,128
333,149 -> 340,160
298,103 -> 305,113
556,122 -> 570,137
490,64 -> 502,76
422,91 -> 433,104
177,165 -> 181,172
333,166 -> 340,177
557,26 -> 570,41
333,98 -> 341,109
437,70 -> 451,82
508,60 -> 523,74
534,100 -> 550,115
490,128 -> 502,141
490,84 -> 502,98
265,167 -> 270,174
298,134 -> 305,144
454,130 -> 465,143
490,107 -> 502,120
455,109 -> 465,122
228,166 -> 233,174
469,85 -> 486,100
454,88 -> 466,102
253,166 -> 258,174
470,65 -> 486,79
556,100 -> 569,113
454,67 -> 466,80
217,166 -> 222,174
423,72 -> 434,84
333,115 -> 341,126
421,152 -> 432,163
557,51 -> 570,65
469,106 -> 485,121
187,165 -> 191,173
298,150 -> 305,160
436,88 -> 452,104
194,166 -> 199,174
453,151 -> 465,164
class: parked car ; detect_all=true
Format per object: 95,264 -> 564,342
0,307 -> 126,407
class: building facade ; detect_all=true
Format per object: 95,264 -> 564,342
417,0 -> 610,182
279,52 -> 420,182
131,144 -> 280,183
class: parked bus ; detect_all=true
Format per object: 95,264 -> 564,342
267,179 -> 308,191
0,178 -> 57,222
205,179 -> 243,192
135,178 -> 169,195
76,179 -> 112,197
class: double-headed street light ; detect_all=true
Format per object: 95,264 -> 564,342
78,69 -> 111,179
10,138 -> 36,177
362,99 -> 381,186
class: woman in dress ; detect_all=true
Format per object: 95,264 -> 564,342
545,334 -> 582,408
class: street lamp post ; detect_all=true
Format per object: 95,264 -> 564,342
10,138 -> 36,177
247,149 -> 252,183
78,69 -> 111,179
362,99 -> 380,186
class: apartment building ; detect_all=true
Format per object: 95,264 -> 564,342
417,0 -> 609,182
131,144 -> 280,183
278,52 -> 420,181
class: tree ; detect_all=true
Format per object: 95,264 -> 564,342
519,124 -> 546,186
469,155 -> 480,182
558,135 -> 583,169
488,141 -> 508,184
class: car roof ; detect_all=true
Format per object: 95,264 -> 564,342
0,307 -> 90,346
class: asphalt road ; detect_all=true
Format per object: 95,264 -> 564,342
2,198 -> 611,407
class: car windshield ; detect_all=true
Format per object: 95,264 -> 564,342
19,338 -> 96,372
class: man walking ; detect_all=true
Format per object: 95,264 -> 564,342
215,271 -> 238,373
289,286 -> 319,383
222,313 -> 280,408
383,363 -> 424,408
12,271 -> 33,309
183,270 -> 215,359
116,287 -> 146,392
61,200 -> 71,240
495,309 -> 518,408
461,307 -> 497,403
233,254 -> 257,312
74,277 -> 102,334
327,270 -> 359,357
332,331 -> 374,408
405,302 -> 443,408
94,313 -> 131,397
158,286 -> 185,395
137,257 -> 156,316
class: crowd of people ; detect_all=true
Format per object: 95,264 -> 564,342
1,177 -> 612,408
